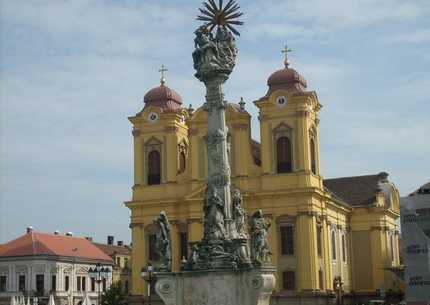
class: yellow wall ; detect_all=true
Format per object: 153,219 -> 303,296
125,89 -> 401,298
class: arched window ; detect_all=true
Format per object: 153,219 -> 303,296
179,151 -> 186,174
310,138 -> 316,174
331,230 -> 337,260
148,150 -> 161,185
277,136 -> 292,173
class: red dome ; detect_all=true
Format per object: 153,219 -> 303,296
267,67 -> 307,92
143,83 -> 183,113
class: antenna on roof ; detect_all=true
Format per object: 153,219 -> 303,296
26,226 -> 34,234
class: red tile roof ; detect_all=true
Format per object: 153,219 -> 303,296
0,231 -> 112,263
93,242 -> 131,257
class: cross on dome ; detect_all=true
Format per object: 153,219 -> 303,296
282,45 -> 292,67
159,64 -> 168,85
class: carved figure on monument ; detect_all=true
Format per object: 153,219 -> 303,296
203,187 -> 226,240
154,211 -> 172,271
232,188 -> 247,238
250,210 -> 272,266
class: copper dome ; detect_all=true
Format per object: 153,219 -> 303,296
267,67 -> 307,92
143,84 -> 183,113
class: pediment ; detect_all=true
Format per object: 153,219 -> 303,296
273,122 -> 293,133
145,136 -> 163,146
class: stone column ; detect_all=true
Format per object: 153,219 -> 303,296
204,76 -> 234,237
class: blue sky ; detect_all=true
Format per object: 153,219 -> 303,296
1,0 -> 429,244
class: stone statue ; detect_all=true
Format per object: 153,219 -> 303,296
232,189 -> 247,238
154,211 -> 172,271
250,210 -> 272,266
192,25 -> 238,83
203,187 -> 226,240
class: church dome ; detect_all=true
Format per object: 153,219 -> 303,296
267,67 -> 307,92
143,83 -> 183,113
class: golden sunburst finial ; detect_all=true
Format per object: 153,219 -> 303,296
197,0 -> 244,36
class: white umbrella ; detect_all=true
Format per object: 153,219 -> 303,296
82,294 -> 91,305
47,294 -> 56,305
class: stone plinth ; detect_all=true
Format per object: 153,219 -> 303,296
155,268 -> 276,305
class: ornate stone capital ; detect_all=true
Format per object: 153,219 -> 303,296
132,129 -> 141,137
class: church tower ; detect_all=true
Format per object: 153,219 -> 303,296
254,46 -> 322,188
127,67 -> 190,295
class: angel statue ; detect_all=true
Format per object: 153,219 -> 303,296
232,188 -> 247,238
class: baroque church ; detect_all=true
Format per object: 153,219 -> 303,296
125,54 -> 403,304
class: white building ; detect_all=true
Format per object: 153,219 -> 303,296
0,229 -> 113,305
401,182 -> 430,305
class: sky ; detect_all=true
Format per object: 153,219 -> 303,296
1,0 -> 429,244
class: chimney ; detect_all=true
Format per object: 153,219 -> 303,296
107,236 -> 114,245
66,232 -> 73,236
54,230 -> 60,235
117,241 -> 123,246
85,236 -> 93,242
26,226 -> 34,234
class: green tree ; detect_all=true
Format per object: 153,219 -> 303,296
101,282 -> 127,305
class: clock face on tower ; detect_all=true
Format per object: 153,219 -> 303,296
148,112 -> 159,123
276,96 -> 287,107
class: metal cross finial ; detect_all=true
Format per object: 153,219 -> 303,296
282,45 -> 292,67
159,64 -> 168,85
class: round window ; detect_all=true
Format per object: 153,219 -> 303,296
276,96 -> 287,107
148,112 -> 159,123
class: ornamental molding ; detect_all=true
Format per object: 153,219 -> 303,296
164,126 -> 179,133
297,211 -> 318,217
232,123 -> 248,130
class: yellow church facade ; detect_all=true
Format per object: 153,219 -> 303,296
125,60 -> 402,304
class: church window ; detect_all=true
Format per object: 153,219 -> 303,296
65,275 -> 69,291
331,230 -> 337,260
282,271 -> 295,290
36,274 -> 44,294
310,138 -> 316,174
180,232 -> 188,260
51,275 -> 56,291
280,225 -> 294,255
341,235 -> 346,262
276,136 -> 292,173
148,234 -> 159,261
19,275 -> 26,292
318,270 -> 324,290
317,226 -> 322,257
0,276 -> 6,292
148,150 -> 161,185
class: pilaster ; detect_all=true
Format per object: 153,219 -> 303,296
296,212 -> 318,290
322,217 -> 333,290
134,136 -> 143,185
268,218 -> 281,291
131,224 -> 146,296
170,222 -> 181,272
296,110 -> 310,172
165,129 -> 178,183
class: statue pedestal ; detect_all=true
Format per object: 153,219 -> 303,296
155,267 -> 276,305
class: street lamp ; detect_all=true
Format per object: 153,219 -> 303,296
89,263 -> 111,305
140,263 -> 154,305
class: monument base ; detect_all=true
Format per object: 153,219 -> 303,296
155,267 -> 276,305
